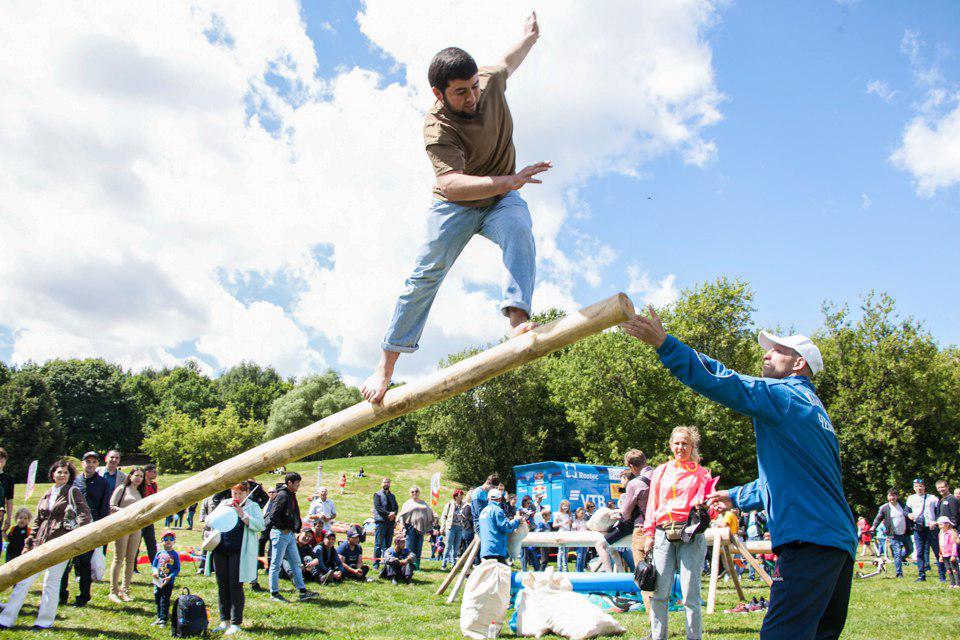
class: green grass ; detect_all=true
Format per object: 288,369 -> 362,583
3,454 -> 959,638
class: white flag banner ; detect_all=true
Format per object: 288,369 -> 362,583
24,459 -> 39,501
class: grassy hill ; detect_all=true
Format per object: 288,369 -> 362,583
1,454 -> 958,638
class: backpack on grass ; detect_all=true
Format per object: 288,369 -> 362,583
171,587 -> 208,637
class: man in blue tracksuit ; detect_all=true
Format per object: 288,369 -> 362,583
477,489 -> 521,563
622,307 -> 857,640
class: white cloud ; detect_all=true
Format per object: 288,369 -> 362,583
890,29 -> 960,197
627,266 -> 680,307
860,193 -> 871,209
0,0 -> 722,380
866,80 -> 896,103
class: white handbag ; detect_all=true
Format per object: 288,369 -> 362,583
200,528 -> 221,552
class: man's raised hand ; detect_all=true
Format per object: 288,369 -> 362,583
620,305 -> 667,348
523,12 -> 539,42
508,161 -> 552,191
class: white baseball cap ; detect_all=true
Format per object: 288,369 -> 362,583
936,515 -> 953,525
488,489 -> 503,501
758,331 -> 824,375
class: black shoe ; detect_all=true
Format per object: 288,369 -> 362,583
298,589 -> 319,601
72,597 -> 89,608
270,592 -> 288,603
250,582 -> 264,592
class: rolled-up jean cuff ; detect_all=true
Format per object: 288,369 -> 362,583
381,341 -> 418,354
499,300 -> 531,317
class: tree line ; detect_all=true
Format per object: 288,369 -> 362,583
1,278 -> 956,513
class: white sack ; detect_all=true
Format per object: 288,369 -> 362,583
546,591 -> 625,640
90,547 -> 107,582
460,559 -> 511,639
586,507 -> 620,532
507,519 -> 529,560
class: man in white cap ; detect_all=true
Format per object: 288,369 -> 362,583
477,488 -> 521,564
622,307 -> 857,640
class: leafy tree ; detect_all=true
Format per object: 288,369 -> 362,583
418,350 -> 578,488
155,361 -> 222,421
815,293 -> 960,513
545,278 -> 760,484
0,370 -> 64,475
353,412 -> 425,456
142,405 -> 265,472
218,361 -> 292,424
40,358 -> 138,455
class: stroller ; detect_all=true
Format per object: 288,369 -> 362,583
855,555 -> 887,579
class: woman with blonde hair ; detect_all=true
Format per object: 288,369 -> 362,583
109,466 -> 145,603
642,426 -> 712,640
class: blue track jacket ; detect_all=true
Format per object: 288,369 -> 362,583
657,335 -> 857,558
478,502 -> 520,558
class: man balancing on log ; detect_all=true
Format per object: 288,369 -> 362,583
361,12 -> 550,404
622,307 -> 857,640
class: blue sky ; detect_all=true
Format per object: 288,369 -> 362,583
1,1 -> 957,382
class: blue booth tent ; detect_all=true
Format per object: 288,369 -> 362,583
513,461 -> 628,515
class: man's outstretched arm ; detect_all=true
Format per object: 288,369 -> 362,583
501,12 -> 539,77
436,162 -> 551,202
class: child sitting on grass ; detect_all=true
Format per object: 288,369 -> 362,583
151,530 -> 181,626
937,516 -> 959,588
4,508 -> 31,562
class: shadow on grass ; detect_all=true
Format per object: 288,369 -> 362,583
55,625 -> 150,639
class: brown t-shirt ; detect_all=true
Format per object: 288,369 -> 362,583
423,64 -> 516,208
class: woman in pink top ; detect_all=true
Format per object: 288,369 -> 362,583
642,426 -> 712,640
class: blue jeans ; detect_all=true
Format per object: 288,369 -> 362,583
382,191 -> 536,353
913,526 -> 944,579
889,533 -> 913,576
650,530 -> 707,640
575,547 -> 588,572
373,522 -> 394,568
442,525 -> 464,568
269,530 -> 305,593
406,525 -> 424,569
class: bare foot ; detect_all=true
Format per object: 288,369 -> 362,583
508,321 -> 539,338
361,367 -> 391,404
361,350 -> 399,404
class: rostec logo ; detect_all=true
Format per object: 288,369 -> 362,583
563,464 -> 578,479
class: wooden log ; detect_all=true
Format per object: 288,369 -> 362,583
446,537 -> 481,605
731,536 -> 773,587
435,537 -> 478,596
0,293 -> 635,592
721,543 -> 747,602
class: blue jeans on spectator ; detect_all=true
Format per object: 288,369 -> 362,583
522,547 -> 541,571
889,533 -> 913,576
442,525 -> 464,569
406,525 -> 424,569
382,191 -> 536,353
269,530 -> 305,593
914,526 -> 944,580
373,522 -> 395,569
576,547 -> 588,572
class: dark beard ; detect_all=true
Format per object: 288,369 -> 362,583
442,94 -> 479,120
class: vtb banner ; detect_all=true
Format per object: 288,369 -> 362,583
430,471 -> 442,506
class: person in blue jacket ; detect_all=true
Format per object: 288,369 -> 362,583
622,306 -> 857,640
477,489 -> 521,563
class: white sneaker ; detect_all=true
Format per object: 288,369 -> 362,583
224,624 -> 241,636
214,621 -> 230,632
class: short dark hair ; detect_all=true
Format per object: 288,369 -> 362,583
143,463 -> 157,472
285,471 -> 302,485
887,488 -> 898,496
486,473 -> 500,486
48,458 -> 77,484
428,47 -> 478,92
